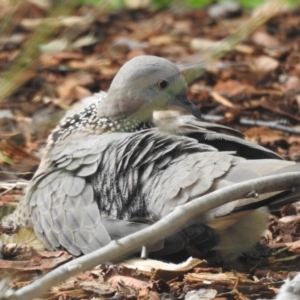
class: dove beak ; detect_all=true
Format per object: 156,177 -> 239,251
171,95 -> 202,119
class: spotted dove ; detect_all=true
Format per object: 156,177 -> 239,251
13,56 -> 300,258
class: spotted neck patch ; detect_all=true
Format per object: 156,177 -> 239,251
49,92 -> 155,145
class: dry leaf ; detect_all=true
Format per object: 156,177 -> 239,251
253,55 -> 279,73
252,31 -> 280,48
149,35 -> 174,46
40,39 -> 69,54
0,228 -> 44,250
214,80 -> 248,97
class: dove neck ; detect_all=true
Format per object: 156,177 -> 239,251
98,93 -> 158,132
49,92 -> 156,146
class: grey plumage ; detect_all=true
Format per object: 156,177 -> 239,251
13,56 -> 300,258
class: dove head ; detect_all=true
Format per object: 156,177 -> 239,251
98,56 -> 201,127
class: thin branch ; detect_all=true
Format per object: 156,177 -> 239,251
0,181 -> 28,196
239,119 -> 300,135
5,172 -> 300,300
201,114 -> 300,135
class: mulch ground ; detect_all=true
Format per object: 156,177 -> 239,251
1,2 -> 300,299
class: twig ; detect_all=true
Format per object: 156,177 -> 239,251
0,181 -> 28,196
239,119 -> 300,135
200,114 -> 300,135
5,172 -> 300,300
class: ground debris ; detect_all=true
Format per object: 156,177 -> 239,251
0,1 -> 300,299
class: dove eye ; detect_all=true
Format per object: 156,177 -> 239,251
157,79 -> 169,90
